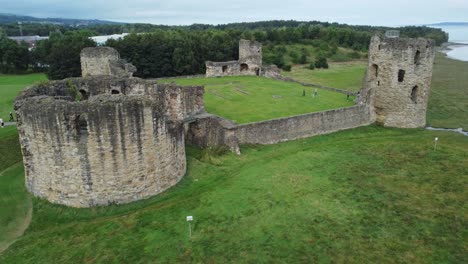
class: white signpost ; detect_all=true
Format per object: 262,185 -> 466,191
186,216 -> 193,238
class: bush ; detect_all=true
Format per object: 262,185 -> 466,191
299,54 -> 308,64
308,62 -> 315,70
315,56 -> 329,69
281,64 -> 292,71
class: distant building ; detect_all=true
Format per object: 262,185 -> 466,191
8,35 -> 49,50
90,33 -> 129,45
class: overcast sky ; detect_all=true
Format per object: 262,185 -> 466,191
1,0 -> 467,26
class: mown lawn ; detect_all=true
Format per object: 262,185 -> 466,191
427,53 -> 468,130
0,126 -> 467,263
281,61 -> 367,92
0,74 -> 47,120
160,76 -> 354,124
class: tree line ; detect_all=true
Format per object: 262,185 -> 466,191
0,20 -> 448,79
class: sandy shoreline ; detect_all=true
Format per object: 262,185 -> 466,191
438,42 -> 468,61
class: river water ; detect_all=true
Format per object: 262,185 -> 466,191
430,25 -> 468,61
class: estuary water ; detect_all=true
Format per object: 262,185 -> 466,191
431,25 -> 468,61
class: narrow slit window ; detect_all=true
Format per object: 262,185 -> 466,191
414,50 -> 421,65
372,64 -> 378,78
411,86 -> 418,103
398,70 -> 405,82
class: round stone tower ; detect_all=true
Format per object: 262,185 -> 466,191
364,34 -> 435,128
15,47 -> 205,207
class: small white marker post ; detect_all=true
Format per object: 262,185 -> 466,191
434,137 -> 439,151
186,216 -> 193,238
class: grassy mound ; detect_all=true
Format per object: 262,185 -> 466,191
1,126 -> 467,263
160,76 -> 354,124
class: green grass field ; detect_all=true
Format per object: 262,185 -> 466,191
282,61 -> 367,92
0,55 -> 467,262
0,126 -> 466,263
0,126 -> 31,253
160,76 -> 354,123
427,53 -> 468,130
0,74 -> 47,120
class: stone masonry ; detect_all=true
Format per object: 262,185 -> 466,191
205,39 -> 280,78
15,48 -> 204,207
362,34 -> 435,128
81,47 -> 137,78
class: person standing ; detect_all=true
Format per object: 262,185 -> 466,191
9,112 -> 14,122
0,117 -> 4,128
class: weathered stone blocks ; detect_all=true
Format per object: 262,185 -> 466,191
15,77 -> 204,207
363,35 -> 435,128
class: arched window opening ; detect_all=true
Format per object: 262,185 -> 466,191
240,63 -> 249,72
111,89 -> 120,95
79,89 -> 89,100
222,65 -> 228,73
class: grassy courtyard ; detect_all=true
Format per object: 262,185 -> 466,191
0,74 -> 47,120
282,61 -> 368,92
160,76 -> 354,124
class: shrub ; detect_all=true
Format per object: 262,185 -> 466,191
309,62 -> 315,70
281,64 -> 292,71
315,56 -> 329,69
299,54 -> 308,64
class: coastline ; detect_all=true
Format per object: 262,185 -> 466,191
438,42 -> 468,61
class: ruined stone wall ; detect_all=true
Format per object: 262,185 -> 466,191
15,77 -> 204,207
235,105 -> 372,145
205,39 -> 267,77
364,35 -> 435,128
185,114 -> 240,154
205,61 -> 240,77
81,47 -> 136,78
239,39 -> 262,69
187,104 -> 372,151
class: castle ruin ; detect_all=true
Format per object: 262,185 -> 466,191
205,39 -> 280,78
363,35 -> 435,127
15,50 -> 204,207
15,34 -> 435,207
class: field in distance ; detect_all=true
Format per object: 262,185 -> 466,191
159,76 -> 355,124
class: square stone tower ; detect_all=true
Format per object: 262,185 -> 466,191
364,34 -> 435,128
238,39 -> 262,71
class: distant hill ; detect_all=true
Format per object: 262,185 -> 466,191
0,13 -> 123,26
427,22 -> 468,26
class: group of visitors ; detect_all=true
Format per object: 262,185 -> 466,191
0,112 -> 14,128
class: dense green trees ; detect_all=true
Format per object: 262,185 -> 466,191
32,31 -> 96,79
0,20 -> 449,77
0,33 -> 29,73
